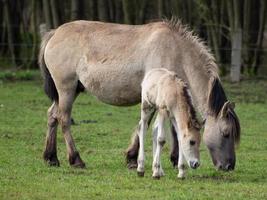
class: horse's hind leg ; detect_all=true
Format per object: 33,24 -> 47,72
43,102 -> 60,166
170,123 -> 179,168
126,110 -> 155,169
57,88 -> 85,168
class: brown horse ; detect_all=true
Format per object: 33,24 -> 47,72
39,19 -> 240,170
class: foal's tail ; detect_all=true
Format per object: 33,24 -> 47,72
38,30 -> 58,102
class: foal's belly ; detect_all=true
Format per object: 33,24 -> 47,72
78,63 -> 144,106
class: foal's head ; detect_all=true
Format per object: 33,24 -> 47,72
179,86 -> 202,169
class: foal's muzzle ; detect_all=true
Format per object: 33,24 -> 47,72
190,160 -> 200,169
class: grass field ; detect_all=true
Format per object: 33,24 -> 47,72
0,75 -> 267,200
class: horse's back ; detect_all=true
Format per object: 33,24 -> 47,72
44,21 -> 179,106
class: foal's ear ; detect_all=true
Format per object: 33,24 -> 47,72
194,120 -> 202,130
220,101 -> 235,118
189,119 -> 202,130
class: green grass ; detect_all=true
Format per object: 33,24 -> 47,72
0,76 -> 266,200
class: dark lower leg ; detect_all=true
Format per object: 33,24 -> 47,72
126,110 -> 155,169
170,124 -> 179,168
126,130 -> 139,169
43,103 -> 60,166
60,113 -> 85,168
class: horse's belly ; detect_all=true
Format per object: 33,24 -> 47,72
78,64 -> 143,106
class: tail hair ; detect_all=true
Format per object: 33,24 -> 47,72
38,30 -> 58,102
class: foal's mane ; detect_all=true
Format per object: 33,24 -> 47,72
181,83 -> 201,130
165,18 -> 240,143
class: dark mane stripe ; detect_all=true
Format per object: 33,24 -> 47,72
208,77 -> 241,144
208,78 -> 227,117
182,85 -> 200,128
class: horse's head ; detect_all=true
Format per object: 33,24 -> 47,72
204,101 -> 240,171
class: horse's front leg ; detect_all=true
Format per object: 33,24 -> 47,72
137,102 -> 154,177
58,91 -> 85,168
43,102 -> 60,166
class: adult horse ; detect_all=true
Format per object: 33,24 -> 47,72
39,19 -> 240,171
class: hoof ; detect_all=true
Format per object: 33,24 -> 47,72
125,148 -> 138,170
127,159 -> 138,170
43,151 -> 60,167
177,174 -> 185,179
69,152 -> 86,168
152,175 -> 161,180
137,171 -> 145,177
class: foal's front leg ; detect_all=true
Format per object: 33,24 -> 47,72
170,118 -> 186,178
137,102 -> 153,177
177,141 -> 187,179
152,109 -> 166,179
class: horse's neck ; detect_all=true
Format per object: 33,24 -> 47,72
177,42 -> 217,118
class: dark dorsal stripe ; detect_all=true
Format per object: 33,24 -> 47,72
208,78 -> 227,117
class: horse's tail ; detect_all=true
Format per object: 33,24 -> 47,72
38,30 -> 58,102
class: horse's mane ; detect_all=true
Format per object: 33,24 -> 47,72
164,18 -> 240,143
163,18 -> 218,77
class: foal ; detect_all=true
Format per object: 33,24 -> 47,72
137,68 -> 201,179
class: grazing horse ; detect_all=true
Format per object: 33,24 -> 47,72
139,68 -> 201,179
39,19 -> 240,170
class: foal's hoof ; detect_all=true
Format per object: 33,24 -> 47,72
137,171 -> 145,177
69,152 -> 86,168
177,174 -> 185,179
152,175 -> 161,180
43,151 -> 60,167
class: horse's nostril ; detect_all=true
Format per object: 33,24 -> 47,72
217,164 -> 223,170
225,163 -> 234,171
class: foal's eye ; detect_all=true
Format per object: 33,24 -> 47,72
223,133 -> 230,139
190,140 -> 196,146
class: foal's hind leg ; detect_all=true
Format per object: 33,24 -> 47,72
43,102 -> 60,166
57,89 -> 85,168
137,102 -> 154,176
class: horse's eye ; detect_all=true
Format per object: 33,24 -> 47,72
223,133 -> 230,138
190,140 -> 196,146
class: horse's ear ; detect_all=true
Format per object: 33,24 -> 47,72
229,102 -> 235,110
220,101 -> 235,118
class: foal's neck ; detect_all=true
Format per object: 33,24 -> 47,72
172,96 -> 192,132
